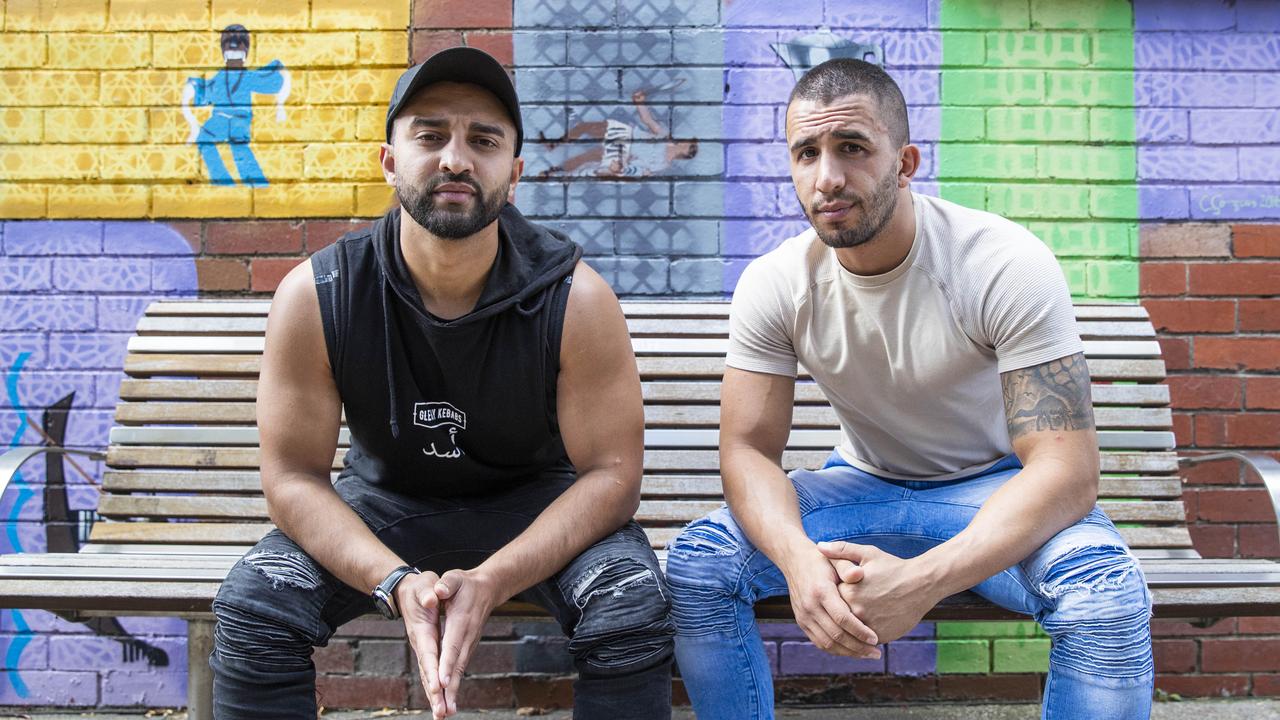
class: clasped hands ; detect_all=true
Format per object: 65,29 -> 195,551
393,567 -> 504,720
785,541 -> 942,660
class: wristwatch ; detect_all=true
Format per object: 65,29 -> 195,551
372,565 -> 420,620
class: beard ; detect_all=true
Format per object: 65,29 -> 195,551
397,172 -> 508,240
806,164 -> 899,250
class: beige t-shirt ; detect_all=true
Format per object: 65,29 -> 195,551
727,192 -> 1084,481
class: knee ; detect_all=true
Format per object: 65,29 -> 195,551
565,557 -> 675,676
666,516 -> 744,592
212,557 -> 320,671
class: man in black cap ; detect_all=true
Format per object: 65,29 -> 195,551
209,47 -> 674,719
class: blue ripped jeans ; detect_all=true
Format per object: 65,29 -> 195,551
211,474 -> 674,719
666,454 -> 1154,720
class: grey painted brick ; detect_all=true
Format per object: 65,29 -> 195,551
725,141 -> 789,179
584,256 -> 618,286
721,30 -> 784,67
1136,108 -> 1188,143
716,105 -> 775,140
1191,109 -> 1280,144
516,67 -> 618,102
1138,185 -> 1190,220
885,31 -> 943,66
724,0 -> 820,26
720,219 -> 809,257
614,257 -> 669,295
616,220 -> 718,255
670,257 -> 733,293
514,0 -> 615,28
567,31 -> 671,67
618,0 -> 717,28
672,29 -> 732,65
1168,72 -> 1255,107
671,106 -> 720,140
522,106 -> 568,143
2,221 -> 102,256
567,103 -> 671,129
827,0 -> 928,29
102,222 -> 195,256
1239,147 -> 1280,182
673,181 -> 778,218
513,32 -> 568,66
726,68 -> 794,104
1134,3 -> 1235,31
519,146 -> 558,178
53,257 -> 151,292
542,219 -> 614,254
566,181 -> 670,217
644,141 -> 724,178
623,67 -> 724,103
1189,184 -> 1280,221
515,182 -> 566,217
1139,146 -> 1238,182
0,258 -> 52,292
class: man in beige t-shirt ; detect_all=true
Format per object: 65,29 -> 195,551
666,59 -> 1153,720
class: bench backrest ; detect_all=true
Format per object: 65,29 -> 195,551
98,301 -> 1189,559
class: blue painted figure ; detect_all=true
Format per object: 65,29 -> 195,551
182,25 -> 291,186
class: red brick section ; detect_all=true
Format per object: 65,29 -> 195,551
1140,223 -> 1280,698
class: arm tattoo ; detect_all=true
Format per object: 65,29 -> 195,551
1000,352 -> 1095,441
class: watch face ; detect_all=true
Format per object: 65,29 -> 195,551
373,588 -> 397,619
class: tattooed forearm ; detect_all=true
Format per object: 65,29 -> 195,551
1000,352 -> 1095,441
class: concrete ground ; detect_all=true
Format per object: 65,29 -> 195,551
2,701 -> 1277,719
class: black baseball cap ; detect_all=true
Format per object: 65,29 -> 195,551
384,46 -> 524,156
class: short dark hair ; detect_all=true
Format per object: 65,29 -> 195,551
787,58 -> 910,147
220,24 -> 250,52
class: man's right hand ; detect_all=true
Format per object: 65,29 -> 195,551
781,546 -> 880,659
397,571 -> 447,718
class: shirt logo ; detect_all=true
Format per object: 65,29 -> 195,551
414,401 -> 466,459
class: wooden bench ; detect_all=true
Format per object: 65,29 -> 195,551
1,299 -> 1278,718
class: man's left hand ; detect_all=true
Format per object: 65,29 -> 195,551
817,541 -> 941,644
433,568 -> 505,717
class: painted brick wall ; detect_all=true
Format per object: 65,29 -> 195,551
0,0 -> 1278,711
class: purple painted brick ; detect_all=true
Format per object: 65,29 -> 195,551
886,68 -> 939,106
916,142 -> 935,180
0,610 -> 95,634
1167,72 -> 1254,108
1139,146 -> 1237,181
0,669 -> 98,705
1240,147 -> 1280,182
721,219 -> 810,257
885,32 -> 943,67
0,489 -> 45,521
776,183 -> 806,220
722,105 -> 776,140
902,622 -> 935,639
1134,72 -> 1174,105
725,0 -> 821,26
1238,0 -> 1280,30
1,221 -> 102,256
722,256 -> 754,293
96,296 -> 154,332
888,640 -> 937,675
726,142 -> 790,178
49,635 -> 185,671
118,616 -> 191,636
1191,109 -> 1280,144
826,0 -> 928,29
152,258 -> 199,293
780,640 -> 885,674
764,640 -> 779,675
53,257 -> 152,293
1139,185 -> 1191,220
102,222 -> 195,256
908,105 -> 940,143
0,522 -> 48,554
1255,74 -> 1280,109
67,484 -> 101,511
1133,33 -> 1174,69
95,372 -> 124,405
1134,1 -> 1235,31
1190,184 -> 1280,220
0,259 -> 52,292
47,333 -> 130,370
0,635 -> 49,670
63,410 -> 114,447
0,335 -> 46,370
726,68 -> 794,104
758,622 -> 808,640
913,181 -> 940,198
1178,33 -> 1280,70
6,371 -> 97,409
1136,109 -> 1188,143
101,669 -> 186,706
0,297 -> 96,332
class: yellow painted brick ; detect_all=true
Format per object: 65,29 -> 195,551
0,146 -> 97,180
100,70 -> 188,106
312,0 -> 410,30
0,108 -> 43,143
99,145 -> 204,181
254,182 -> 354,216
306,68 -> 400,105
45,107 -> 148,143
153,32 -> 223,69
48,183 -> 149,218
149,108 -> 191,143
0,71 -> 98,106
253,32 -> 358,68
0,33 -> 47,68
304,143 -> 381,181
212,0 -> 311,31
355,105 -> 387,141
356,182 -> 394,216
48,33 -> 150,69
253,144 -> 305,181
253,106 -> 356,142
358,31 -> 408,66
153,184 -> 253,217
6,0 -> 107,31
0,182 -> 47,217
109,0 -> 209,31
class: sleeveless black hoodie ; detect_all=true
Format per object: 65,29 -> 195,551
311,203 -> 583,497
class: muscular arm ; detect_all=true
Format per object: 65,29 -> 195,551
721,367 -> 878,656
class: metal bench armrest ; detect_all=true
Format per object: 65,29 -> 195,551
1180,452 -> 1280,541
0,446 -> 107,499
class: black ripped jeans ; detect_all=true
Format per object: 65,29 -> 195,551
210,474 -> 674,719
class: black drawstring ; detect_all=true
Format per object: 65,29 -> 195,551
381,272 -> 400,439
